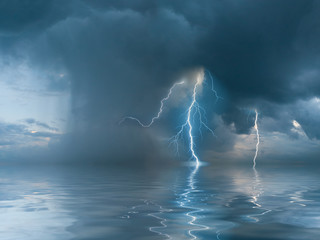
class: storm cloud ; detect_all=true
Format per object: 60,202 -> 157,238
1,0 -> 320,165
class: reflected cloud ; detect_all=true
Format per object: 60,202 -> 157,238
0,179 -> 74,239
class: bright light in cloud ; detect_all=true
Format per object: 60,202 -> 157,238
292,120 -> 301,129
291,120 -> 306,137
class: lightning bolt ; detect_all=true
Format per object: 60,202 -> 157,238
168,69 -> 220,167
253,109 -> 260,169
119,81 -> 185,127
121,68 -> 220,166
170,74 -> 203,168
121,69 -> 221,238
205,69 -> 223,103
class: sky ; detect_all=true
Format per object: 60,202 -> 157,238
0,0 -> 320,166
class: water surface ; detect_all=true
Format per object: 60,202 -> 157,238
0,164 -> 319,239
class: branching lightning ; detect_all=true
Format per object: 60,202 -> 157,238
120,69 -> 223,238
168,69 -> 221,167
253,109 -> 260,168
205,69 -> 223,103
169,73 -> 207,168
121,68 -> 221,166
119,81 -> 185,127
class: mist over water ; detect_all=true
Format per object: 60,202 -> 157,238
0,163 -> 320,240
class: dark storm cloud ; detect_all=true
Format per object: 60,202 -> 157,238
31,2 -> 199,164
1,0 -> 320,163
77,0 -> 320,135
194,0 -> 320,136
0,0 -> 75,54
0,0 -> 71,34
81,0 -> 320,101
199,0 -> 317,101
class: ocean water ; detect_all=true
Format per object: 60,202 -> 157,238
0,163 -> 319,240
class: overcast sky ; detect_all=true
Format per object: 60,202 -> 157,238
0,0 -> 320,166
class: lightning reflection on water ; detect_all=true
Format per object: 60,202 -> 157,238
247,168 -> 271,222
176,165 -> 211,239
